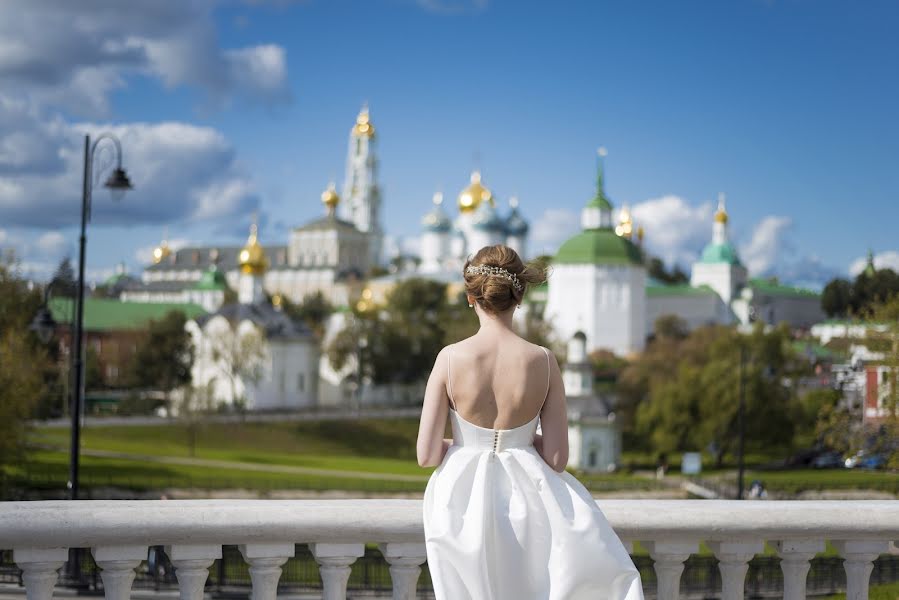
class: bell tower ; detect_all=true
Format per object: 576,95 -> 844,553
341,104 -> 383,266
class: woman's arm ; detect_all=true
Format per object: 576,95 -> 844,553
536,352 -> 569,472
416,347 -> 452,468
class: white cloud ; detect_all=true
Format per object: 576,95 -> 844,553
849,250 -> 899,276
738,215 -> 793,275
0,116 -> 260,229
530,208 -> 580,255
631,195 -> 713,267
0,0 -> 291,117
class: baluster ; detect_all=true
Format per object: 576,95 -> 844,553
309,543 -> 365,600
238,543 -> 294,600
775,539 -> 824,600
709,541 -> 763,600
378,543 -> 427,600
13,548 -> 68,600
645,541 -> 697,600
92,545 -> 147,600
834,540 -> 889,600
165,544 -> 222,600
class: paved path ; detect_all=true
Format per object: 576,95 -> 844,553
35,445 -> 430,483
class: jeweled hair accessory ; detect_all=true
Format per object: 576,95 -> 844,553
465,264 -> 523,292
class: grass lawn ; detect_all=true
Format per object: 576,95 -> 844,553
736,469 -> 899,495
18,419 -> 660,494
821,581 -> 899,600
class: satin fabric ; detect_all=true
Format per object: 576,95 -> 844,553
423,408 -> 644,600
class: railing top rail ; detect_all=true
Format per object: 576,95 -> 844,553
1,499 -> 897,548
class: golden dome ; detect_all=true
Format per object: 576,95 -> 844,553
321,183 -> 340,210
458,171 -> 494,213
615,204 -> 633,239
714,192 -> 728,224
353,106 -> 376,138
152,240 -> 171,264
238,222 -> 268,275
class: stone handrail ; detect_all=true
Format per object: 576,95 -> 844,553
1,499 -> 897,600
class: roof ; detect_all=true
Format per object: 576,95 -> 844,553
194,268 -> 229,291
646,283 -> 718,297
555,228 -> 643,265
471,202 -> 504,232
294,214 -> 359,234
699,241 -> 742,265
49,297 -> 206,331
505,208 -> 529,235
195,301 -> 313,340
146,245 -> 291,272
421,206 -> 452,233
749,278 -> 819,298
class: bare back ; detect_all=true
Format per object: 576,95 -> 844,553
446,335 -> 551,430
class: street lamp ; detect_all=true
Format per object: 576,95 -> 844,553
69,133 -> 133,502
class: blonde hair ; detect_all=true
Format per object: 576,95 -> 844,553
463,245 -> 547,314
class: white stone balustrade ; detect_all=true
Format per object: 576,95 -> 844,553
0,499 -> 897,600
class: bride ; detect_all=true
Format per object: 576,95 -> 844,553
417,244 -> 644,600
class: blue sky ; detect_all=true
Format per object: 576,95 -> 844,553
0,0 -> 897,287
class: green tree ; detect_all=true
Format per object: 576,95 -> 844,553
653,314 -> 689,341
283,291 -> 334,339
646,256 -> 689,285
49,257 -> 77,298
850,268 -> 899,316
625,323 -> 808,465
0,256 -> 48,485
329,278 -> 472,385
821,278 -> 852,318
125,311 -> 194,404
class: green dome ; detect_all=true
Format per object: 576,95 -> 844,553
194,268 -> 228,291
555,229 -> 643,265
700,242 -> 742,265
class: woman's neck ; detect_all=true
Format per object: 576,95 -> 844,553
475,307 -> 516,335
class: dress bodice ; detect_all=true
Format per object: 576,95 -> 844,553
449,408 -> 539,452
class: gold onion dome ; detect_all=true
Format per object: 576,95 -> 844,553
321,183 -> 340,210
615,204 -> 633,238
714,192 -> 728,224
152,239 -> 171,264
353,106 -> 376,138
458,171 -> 494,213
238,221 -> 269,275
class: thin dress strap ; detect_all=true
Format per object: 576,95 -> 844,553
446,346 -> 457,410
538,346 -> 551,415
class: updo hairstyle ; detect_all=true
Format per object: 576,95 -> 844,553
463,245 -> 548,314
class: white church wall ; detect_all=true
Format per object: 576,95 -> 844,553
646,292 -> 731,334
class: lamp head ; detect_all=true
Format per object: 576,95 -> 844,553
104,167 -> 133,202
29,305 -> 57,344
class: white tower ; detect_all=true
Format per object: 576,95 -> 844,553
690,193 -> 747,305
545,149 -> 646,356
341,105 -> 383,265
420,192 -> 452,273
237,218 -> 268,305
563,332 -> 593,397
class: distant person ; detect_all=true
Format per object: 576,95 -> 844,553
417,245 -> 643,600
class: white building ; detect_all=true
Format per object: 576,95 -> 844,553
545,152 -> 646,356
186,223 -> 319,411
563,332 -> 622,473
135,106 -> 382,308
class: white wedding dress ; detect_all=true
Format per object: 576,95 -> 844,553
423,348 -> 644,600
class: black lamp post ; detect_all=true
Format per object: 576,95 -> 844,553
69,133 -> 133,501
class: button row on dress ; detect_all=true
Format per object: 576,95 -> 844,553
492,430 -> 500,453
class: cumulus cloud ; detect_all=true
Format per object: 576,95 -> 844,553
0,0 -> 291,116
849,250 -> 899,276
0,116 -> 260,229
738,215 -> 794,275
530,208 -> 580,255
631,195 -> 713,268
